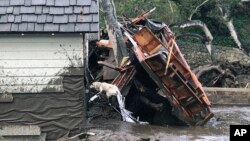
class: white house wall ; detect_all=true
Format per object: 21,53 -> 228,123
0,34 -> 84,94
0,51 -> 83,60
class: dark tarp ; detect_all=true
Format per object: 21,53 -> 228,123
0,76 -> 85,140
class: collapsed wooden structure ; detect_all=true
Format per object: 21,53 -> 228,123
100,12 -> 214,126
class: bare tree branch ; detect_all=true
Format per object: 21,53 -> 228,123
188,0 -> 210,21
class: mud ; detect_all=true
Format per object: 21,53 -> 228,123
84,106 -> 250,141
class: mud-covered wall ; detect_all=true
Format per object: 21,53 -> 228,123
178,42 -> 250,68
0,76 -> 85,140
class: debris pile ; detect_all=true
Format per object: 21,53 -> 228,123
194,61 -> 250,88
88,10 -> 214,126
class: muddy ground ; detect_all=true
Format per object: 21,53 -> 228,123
82,106 -> 250,141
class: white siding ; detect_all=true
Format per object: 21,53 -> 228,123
0,68 -> 83,77
0,85 -> 64,93
0,51 -> 83,60
0,60 -> 83,68
0,77 -> 63,85
0,34 -> 84,94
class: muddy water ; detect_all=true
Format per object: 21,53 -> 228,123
85,106 -> 250,141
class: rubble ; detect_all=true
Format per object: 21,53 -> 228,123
88,10 -> 214,126
195,61 -> 250,87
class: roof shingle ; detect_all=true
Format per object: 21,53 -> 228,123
18,23 -> 28,31
53,15 -> 68,23
37,15 -> 46,23
70,0 -> 77,6
46,0 -> 54,6
0,7 -> 7,14
6,7 -> 14,14
35,6 -> 42,14
0,0 -> 10,6
22,14 -> 37,22
0,24 -> 11,31
46,15 -> 53,22
8,15 -> 15,22
44,23 -> 59,31
60,23 -> 75,32
55,0 -> 70,6
0,0 -> 99,32
76,0 -> 91,6
20,6 -> 36,14
14,15 -> 22,23
11,24 -> 19,31
27,23 -> 35,31
24,0 -> 32,6
31,0 -> 46,5
13,7 -> 20,15
34,23 -> 44,31
49,7 -> 64,15
75,23 -> 90,32
0,15 -> 8,23
10,0 -> 25,6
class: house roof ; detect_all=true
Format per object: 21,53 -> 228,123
0,0 -> 99,33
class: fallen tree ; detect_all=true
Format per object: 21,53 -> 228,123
100,0 -> 128,65
171,20 -> 213,55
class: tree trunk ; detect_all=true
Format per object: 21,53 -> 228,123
226,19 -> 242,49
100,0 -> 128,66
218,7 -> 243,50
188,0 -> 210,21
